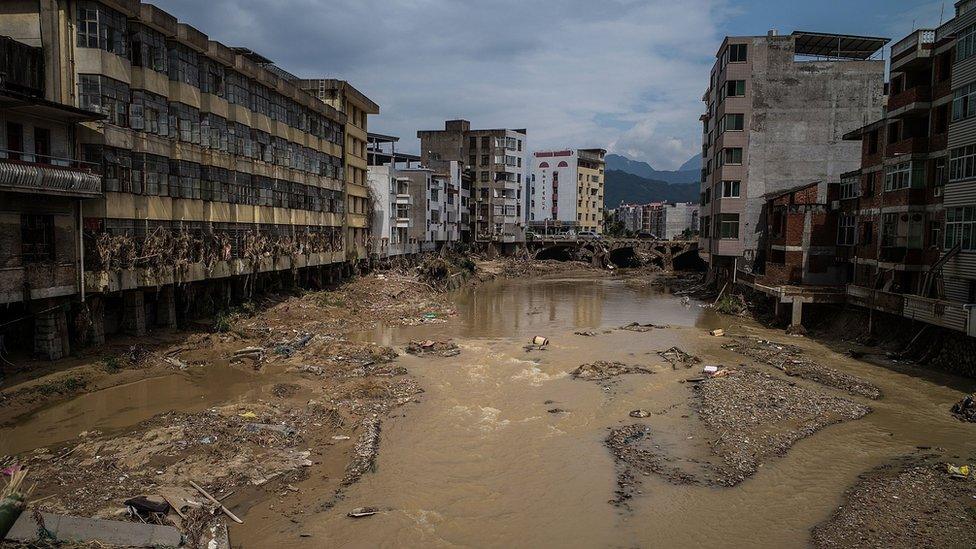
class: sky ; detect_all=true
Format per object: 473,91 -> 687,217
154,0 -> 948,170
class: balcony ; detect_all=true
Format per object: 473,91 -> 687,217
0,35 -> 43,97
0,151 -> 102,198
887,85 -> 932,114
886,136 -> 930,157
394,193 -> 411,205
890,29 -> 935,70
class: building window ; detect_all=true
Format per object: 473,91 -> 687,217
721,80 -> 745,101
721,180 -> 740,198
861,221 -> 873,245
959,23 -> 976,61
838,215 -> 856,246
201,113 -> 228,151
225,71 -> 250,107
76,1 -> 127,56
719,113 -> 744,133
480,171 -> 489,182
130,90 -> 169,136
701,215 -> 711,238
250,83 -> 271,116
952,82 -> 976,121
132,153 -> 170,196
839,175 -> 859,199
200,57 -> 226,97
169,160 -> 202,199
946,206 -> 976,250
77,74 -> 130,127
722,43 -> 747,67
950,145 -> 976,182
719,213 -> 739,239
717,147 -> 743,166
129,24 -> 167,72
884,161 -> 912,191
5,122 -> 23,160
167,44 -> 200,88
169,102 -> 201,144
21,215 -> 55,263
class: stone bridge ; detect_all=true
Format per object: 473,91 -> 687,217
526,237 -> 700,270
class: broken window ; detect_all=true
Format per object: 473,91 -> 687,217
76,1 -> 127,56
131,90 -> 169,136
168,102 -> 201,144
129,24 -> 167,73
168,43 -> 200,87
200,57 -> 226,97
78,74 -> 130,127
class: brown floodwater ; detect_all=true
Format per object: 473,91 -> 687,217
307,274 -> 976,548
5,273 -> 976,548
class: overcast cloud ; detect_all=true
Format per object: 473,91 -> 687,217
152,0 -> 942,170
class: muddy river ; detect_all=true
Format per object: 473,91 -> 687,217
6,273 -> 976,547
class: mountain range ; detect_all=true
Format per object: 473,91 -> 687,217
603,153 -> 700,208
604,170 -> 699,208
606,153 -> 700,185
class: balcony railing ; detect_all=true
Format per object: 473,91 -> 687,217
888,85 -> 932,112
0,149 -> 102,197
886,136 -> 930,156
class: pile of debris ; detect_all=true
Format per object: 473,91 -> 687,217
619,322 -> 667,333
658,347 -> 701,369
951,393 -> 976,422
812,456 -> 976,549
722,338 -> 882,400
405,339 -> 461,358
570,361 -> 654,382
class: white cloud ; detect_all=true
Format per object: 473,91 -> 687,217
155,0 -> 729,170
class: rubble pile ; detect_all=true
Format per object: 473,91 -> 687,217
695,369 -> 872,485
812,457 -> 976,549
405,339 -> 461,358
951,393 -> 976,422
723,338 -> 882,399
570,361 -> 655,382
619,322 -> 667,333
658,347 -> 702,369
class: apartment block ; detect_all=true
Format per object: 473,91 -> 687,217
299,79 -> 380,262
646,202 -> 700,240
614,204 -> 644,234
365,133 -> 421,258
0,0 -> 363,358
529,148 -> 605,234
699,30 -> 888,279
418,120 -> 526,248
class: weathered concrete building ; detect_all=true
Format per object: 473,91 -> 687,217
529,148 -> 605,235
645,202 -> 700,240
365,133 -> 421,259
699,30 -> 888,279
418,120 -> 526,248
298,79 -> 379,262
0,0 -> 367,358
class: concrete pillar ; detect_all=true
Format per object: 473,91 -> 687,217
156,286 -> 177,329
123,289 -> 146,336
34,307 -> 67,360
787,300 -> 806,335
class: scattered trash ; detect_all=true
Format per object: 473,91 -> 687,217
273,333 -> 314,358
629,410 -> 651,418
190,480 -> 243,524
948,464 -> 972,479
710,329 -> 725,337
547,408 -> 568,414
532,336 -> 550,347
245,423 -> 297,437
163,356 -> 188,370
571,361 -> 654,381
0,466 -> 31,539
123,495 -> 170,515
199,435 -> 217,445
658,347 -> 702,369
574,331 -> 598,337
620,322 -> 666,333
238,411 -> 258,420
703,366 -> 720,375
405,339 -> 461,358
951,394 -> 976,423
347,506 -> 379,518
331,435 -> 351,441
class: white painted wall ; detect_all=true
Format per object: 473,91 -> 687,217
530,150 -> 579,225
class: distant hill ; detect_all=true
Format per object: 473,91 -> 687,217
604,169 -> 699,208
678,153 -> 701,172
605,153 -> 699,185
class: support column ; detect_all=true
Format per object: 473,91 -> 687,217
34,307 -> 67,360
787,300 -> 806,335
123,289 -> 146,336
156,286 -> 177,329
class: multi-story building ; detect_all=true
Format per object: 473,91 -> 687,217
529,148 -> 605,234
365,134 -> 421,259
418,120 -> 526,248
615,204 -> 644,234
1,1 -> 360,358
298,79 -> 379,263
645,202 -> 700,240
699,30 -> 888,279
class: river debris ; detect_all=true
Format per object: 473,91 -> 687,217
570,361 -> 655,382
629,409 -> 651,418
619,322 -> 667,333
951,393 -> 976,422
405,339 -> 461,358
658,347 -> 701,369
811,456 -> 976,549
342,417 -> 381,487
606,367 -> 872,501
574,330 -> 599,337
347,506 -> 379,518
722,338 -> 882,400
